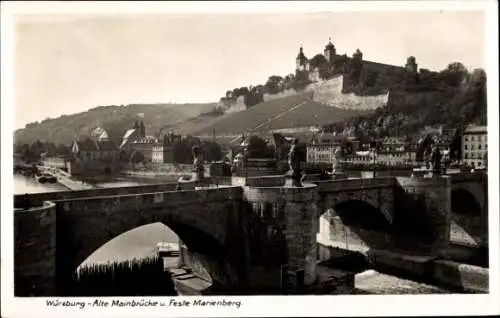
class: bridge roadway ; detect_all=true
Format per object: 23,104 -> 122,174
13,172 -> 487,296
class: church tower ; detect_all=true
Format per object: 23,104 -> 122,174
324,38 -> 336,63
296,46 -> 309,71
139,121 -> 146,138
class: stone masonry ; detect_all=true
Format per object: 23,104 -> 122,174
13,172 -> 487,296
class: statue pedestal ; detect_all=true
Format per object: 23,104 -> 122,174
284,171 -> 304,187
177,167 -> 206,190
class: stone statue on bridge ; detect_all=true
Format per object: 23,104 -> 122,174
430,146 -> 442,174
285,138 -> 304,187
191,145 -> 205,181
332,145 -> 344,174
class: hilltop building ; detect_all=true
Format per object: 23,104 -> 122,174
296,39 -> 419,85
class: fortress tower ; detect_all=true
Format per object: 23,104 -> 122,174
405,56 -> 418,73
324,38 -> 336,63
296,46 -> 310,71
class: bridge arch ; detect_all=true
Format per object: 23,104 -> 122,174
451,189 -> 482,216
55,187 -> 242,294
451,185 -> 485,214
318,199 -> 392,252
450,188 -> 485,247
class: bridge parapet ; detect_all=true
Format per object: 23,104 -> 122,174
14,182 -> 179,208
447,172 -> 486,184
313,177 -> 396,193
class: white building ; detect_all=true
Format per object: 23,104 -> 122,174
462,125 -> 487,168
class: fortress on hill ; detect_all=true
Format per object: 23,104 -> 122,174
294,38 -> 419,96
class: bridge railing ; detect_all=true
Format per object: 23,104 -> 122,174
14,183 -> 180,208
312,177 -> 396,192
447,172 -> 486,183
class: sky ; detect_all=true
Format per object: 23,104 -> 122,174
12,10 -> 486,129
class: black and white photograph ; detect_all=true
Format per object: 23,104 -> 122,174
1,1 -> 499,317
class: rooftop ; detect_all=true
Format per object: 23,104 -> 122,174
464,125 -> 487,134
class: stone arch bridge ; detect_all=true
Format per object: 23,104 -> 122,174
13,172 -> 487,296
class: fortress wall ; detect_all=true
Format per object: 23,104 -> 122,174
263,88 -> 300,102
307,76 -> 388,110
224,96 -> 247,113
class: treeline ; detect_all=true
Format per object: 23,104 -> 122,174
14,140 -> 70,163
171,136 -> 223,164
324,62 -> 487,142
220,73 -> 313,108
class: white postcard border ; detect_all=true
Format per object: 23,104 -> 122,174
2,1 -> 499,317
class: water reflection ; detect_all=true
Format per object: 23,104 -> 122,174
14,174 -> 66,194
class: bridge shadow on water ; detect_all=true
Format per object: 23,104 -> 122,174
445,189 -> 488,267
324,197 -> 436,254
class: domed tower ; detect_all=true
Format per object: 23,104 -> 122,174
296,46 -> 309,71
353,48 -> 363,61
324,38 -> 336,63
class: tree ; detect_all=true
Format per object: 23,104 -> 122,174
172,136 -> 201,164
201,140 -> 223,162
244,87 -> 264,108
247,135 -> 273,158
130,151 -> 145,168
309,54 -> 327,69
265,75 -> 284,94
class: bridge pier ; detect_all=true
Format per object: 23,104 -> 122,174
395,176 -> 452,255
243,182 -> 318,293
14,202 -> 57,296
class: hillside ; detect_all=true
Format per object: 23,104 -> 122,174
168,92 -> 371,136
14,103 -> 218,146
325,69 -> 488,141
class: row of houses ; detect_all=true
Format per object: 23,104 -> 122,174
68,121 -> 180,175
304,125 -> 488,168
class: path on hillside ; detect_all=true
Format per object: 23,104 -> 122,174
226,99 -> 311,145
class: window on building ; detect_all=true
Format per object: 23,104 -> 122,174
464,145 -> 468,150
478,144 -> 482,149
465,136 -> 469,141
478,136 -> 482,141
471,136 -> 475,141
464,153 -> 468,159
471,145 -> 475,150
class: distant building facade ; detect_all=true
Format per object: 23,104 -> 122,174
306,134 -> 360,164
151,132 -> 180,164
120,120 -> 158,161
462,125 -> 487,168
68,128 -> 120,175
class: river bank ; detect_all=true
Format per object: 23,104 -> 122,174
37,166 -> 95,190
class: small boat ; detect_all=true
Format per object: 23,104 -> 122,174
36,173 -> 57,184
156,242 -> 180,257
